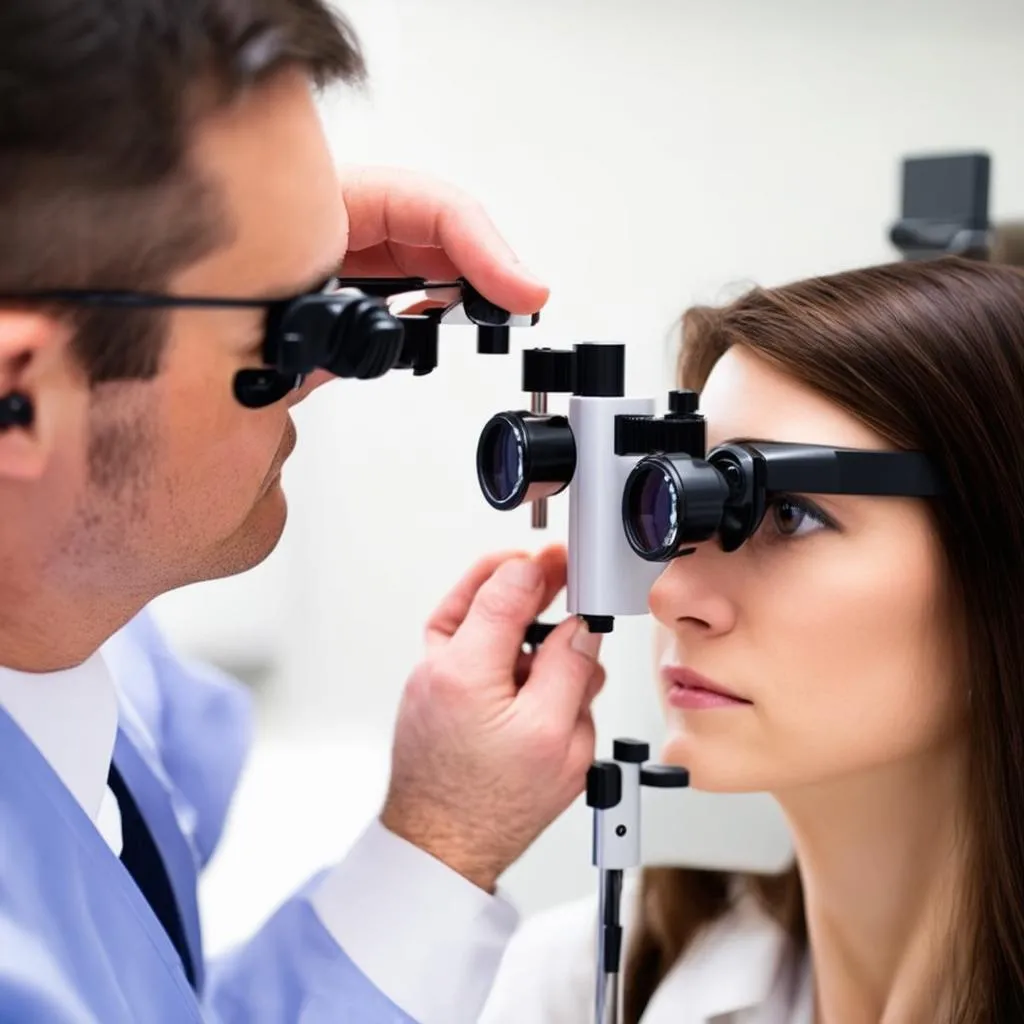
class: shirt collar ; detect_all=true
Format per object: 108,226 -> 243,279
0,651 -> 119,825
643,884 -> 809,1022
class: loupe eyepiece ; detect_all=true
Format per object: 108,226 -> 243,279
476,412 -> 577,511
705,444 -> 767,551
306,294 -> 406,380
624,440 -> 945,560
621,454 -> 729,561
264,287 -> 406,382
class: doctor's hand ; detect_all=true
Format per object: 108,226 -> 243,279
380,546 -> 605,894
337,165 -> 549,314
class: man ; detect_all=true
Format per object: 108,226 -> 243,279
0,3 -> 605,1022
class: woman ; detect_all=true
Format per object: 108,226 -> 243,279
479,257 -> 1024,1024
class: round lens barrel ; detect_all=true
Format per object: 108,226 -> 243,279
622,455 -> 729,561
476,412 -> 576,511
478,415 -> 525,506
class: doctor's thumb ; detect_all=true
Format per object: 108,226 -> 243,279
518,616 -> 605,731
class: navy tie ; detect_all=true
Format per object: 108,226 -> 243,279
106,762 -> 198,989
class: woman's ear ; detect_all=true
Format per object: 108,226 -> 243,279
0,311 -> 64,482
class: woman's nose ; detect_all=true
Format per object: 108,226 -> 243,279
648,545 -> 737,638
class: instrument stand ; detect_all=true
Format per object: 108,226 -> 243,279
586,739 -> 689,1024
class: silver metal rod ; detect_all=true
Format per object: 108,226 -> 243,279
531,392 -> 548,530
602,974 -> 620,1024
596,867 -> 609,1024
595,869 -> 623,1024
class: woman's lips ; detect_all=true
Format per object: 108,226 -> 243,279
662,667 -> 753,710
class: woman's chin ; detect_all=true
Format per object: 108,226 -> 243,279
659,732 -> 767,793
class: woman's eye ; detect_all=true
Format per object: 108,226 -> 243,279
768,496 -> 830,539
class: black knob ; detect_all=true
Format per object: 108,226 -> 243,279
613,738 -> 650,764
614,414 -> 706,458
668,390 -> 700,416
523,621 -> 557,650
478,325 -> 510,355
522,348 -> 575,393
640,765 -> 691,788
574,343 -> 624,398
586,761 -> 623,810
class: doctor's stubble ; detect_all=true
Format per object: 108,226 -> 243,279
5,0 -> 368,600
55,381 -> 158,577
56,366 -> 296,598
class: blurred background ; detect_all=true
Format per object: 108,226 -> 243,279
144,0 -> 1024,954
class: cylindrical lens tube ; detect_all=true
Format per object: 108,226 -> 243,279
477,412 -> 576,511
622,454 -> 728,560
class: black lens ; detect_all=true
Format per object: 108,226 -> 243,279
480,417 -> 525,505
623,462 -> 679,557
476,412 -> 576,511
623,455 -> 729,561
636,465 -> 677,553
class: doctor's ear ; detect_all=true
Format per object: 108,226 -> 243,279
0,311 -> 65,482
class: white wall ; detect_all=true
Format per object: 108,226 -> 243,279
149,0 -> 1024,953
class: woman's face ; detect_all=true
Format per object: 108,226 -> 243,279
650,346 -> 963,793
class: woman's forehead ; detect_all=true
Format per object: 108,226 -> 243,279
699,347 -> 887,452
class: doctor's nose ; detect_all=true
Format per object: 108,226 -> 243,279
648,543 -> 737,640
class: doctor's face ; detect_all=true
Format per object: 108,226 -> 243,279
649,346 -> 964,794
50,69 -> 344,598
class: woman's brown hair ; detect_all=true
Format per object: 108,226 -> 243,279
623,257 -> 1024,1023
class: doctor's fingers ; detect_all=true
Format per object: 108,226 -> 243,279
438,546 -> 567,668
514,650 -> 535,688
516,617 -> 606,735
567,703 -> 599,784
511,628 -> 599,689
581,664 -> 607,709
424,548 -> 530,650
339,165 -> 550,315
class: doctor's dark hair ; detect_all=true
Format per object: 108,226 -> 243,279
0,0 -> 365,384
624,257 -> 1024,1024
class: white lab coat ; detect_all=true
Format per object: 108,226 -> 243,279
480,877 -> 814,1024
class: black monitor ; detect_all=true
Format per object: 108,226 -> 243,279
889,153 -> 991,260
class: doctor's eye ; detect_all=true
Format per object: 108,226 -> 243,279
764,494 -> 835,540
